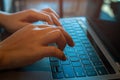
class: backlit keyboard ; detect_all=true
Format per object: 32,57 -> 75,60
50,18 -> 108,79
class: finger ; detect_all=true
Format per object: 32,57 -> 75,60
42,8 -> 60,18
40,46 -> 66,60
42,11 -> 62,26
37,24 -> 56,28
31,12 -> 54,25
20,9 -> 54,25
33,25 -> 74,48
38,28 -> 67,50
59,27 -> 75,47
55,30 -> 67,50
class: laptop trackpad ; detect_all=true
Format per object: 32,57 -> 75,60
19,57 -> 51,71
0,58 -> 53,80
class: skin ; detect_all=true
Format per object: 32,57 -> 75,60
0,8 -> 74,70
0,8 -> 61,33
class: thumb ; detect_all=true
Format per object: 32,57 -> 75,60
40,46 -> 66,60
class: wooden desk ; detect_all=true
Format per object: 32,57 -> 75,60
59,0 -> 63,18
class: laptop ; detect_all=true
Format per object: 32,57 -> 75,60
1,5 -> 120,80
0,16 -> 120,80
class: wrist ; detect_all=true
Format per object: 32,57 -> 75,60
0,11 -> 9,27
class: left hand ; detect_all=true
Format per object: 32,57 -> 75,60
0,8 -> 61,33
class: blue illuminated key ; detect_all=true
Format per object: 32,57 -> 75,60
53,72 -> 64,79
70,57 -> 79,62
72,62 -> 82,67
86,69 -> 97,76
96,66 -> 108,75
74,67 -> 86,77
63,65 -> 75,78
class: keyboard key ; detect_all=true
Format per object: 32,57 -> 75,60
82,40 -> 89,44
72,36 -> 77,39
74,43 -> 82,46
71,19 -> 77,23
53,72 -> 64,79
90,57 -> 103,66
78,51 -> 86,55
73,22 -> 80,25
84,65 -> 94,70
76,30 -> 83,33
51,66 -> 56,73
69,33 -> 76,36
78,33 -> 85,37
90,57 -> 101,62
65,48 -> 74,52
96,66 -> 108,75
86,69 -> 97,76
73,38 -> 80,42
84,44 -> 91,48
86,47 -> 94,51
50,62 -> 60,66
81,59 -> 91,65
88,51 -> 97,57
68,53 -> 77,57
70,57 -> 79,62
72,62 -> 82,67
61,60 -> 70,65
80,37 -> 87,40
50,57 -> 59,62
64,20 -> 72,24
79,54 -> 89,59
63,65 -> 75,78
93,61 -> 103,66
74,46 -> 83,51
56,66 -> 63,72
73,22 -> 79,25
74,67 -> 86,77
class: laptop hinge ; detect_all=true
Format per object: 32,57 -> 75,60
116,62 -> 120,72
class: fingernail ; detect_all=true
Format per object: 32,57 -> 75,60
70,42 -> 75,47
71,42 -> 75,47
62,55 -> 66,61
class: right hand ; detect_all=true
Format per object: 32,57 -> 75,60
0,24 -> 74,70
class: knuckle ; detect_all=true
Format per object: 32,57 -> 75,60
50,47 -> 62,57
43,13 -> 52,20
48,27 -> 61,31
50,47 -> 57,52
47,7 -> 52,10
46,15 -> 52,20
28,24 -> 35,28
54,29 -> 61,36
27,9 -> 37,14
46,7 -> 52,11
50,13 -> 56,18
49,13 -> 53,16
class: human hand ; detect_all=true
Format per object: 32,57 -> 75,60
0,24 -> 74,70
0,8 -> 61,33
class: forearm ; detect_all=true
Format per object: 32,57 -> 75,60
0,41 -> 14,70
0,44 -> 6,70
0,45 -> 15,70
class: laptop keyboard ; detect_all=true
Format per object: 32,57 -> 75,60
50,18 -> 108,79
